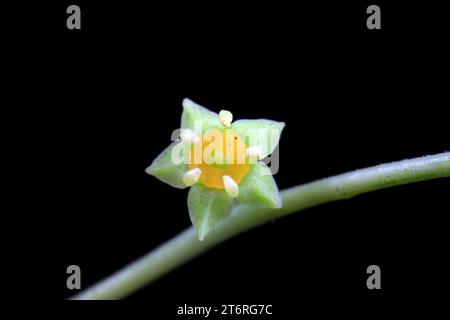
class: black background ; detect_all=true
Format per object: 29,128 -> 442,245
19,0 -> 450,316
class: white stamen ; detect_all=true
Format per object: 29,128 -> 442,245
180,129 -> 199,144
183,168 -> 202,186
223,175 -> 239,198
219,110 -> 233,127
247,146 -> 262,162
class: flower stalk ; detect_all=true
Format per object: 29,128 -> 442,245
71,152 -> 450,300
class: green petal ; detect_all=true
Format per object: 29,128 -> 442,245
238,161 -> 282,208
188,184 -> 235,240
181,98 -> 223,134
231,119 -> 285,159
145,142 -> 189,189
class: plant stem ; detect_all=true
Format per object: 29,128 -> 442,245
71,152 -> 450,300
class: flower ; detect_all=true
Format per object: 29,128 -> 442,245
146,98 -> 285,240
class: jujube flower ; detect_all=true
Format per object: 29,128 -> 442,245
146,98 -> 285,240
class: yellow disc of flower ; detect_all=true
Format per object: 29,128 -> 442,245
189,129 -> 250,189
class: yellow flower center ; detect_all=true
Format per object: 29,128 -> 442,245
189,129 -> 250,189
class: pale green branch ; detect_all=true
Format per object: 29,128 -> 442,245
71,152 -> 450,300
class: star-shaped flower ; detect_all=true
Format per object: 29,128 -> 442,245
146,98 -> 285,240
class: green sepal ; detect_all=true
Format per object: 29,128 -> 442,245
237,161 -> 283,208
181,98 -> 224,134
145,142 -> 189,189
231,119 -> 285,159
188,184 -> 235,240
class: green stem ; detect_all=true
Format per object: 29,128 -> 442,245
71,152 -> 450,300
